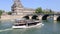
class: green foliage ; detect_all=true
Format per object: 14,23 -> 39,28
43,9 -> 54,14
35,7 -> 43,14
46,9 -> 53,14
0,10 -> 4,16
49,9 -> 54,14
35,7 -> 54,14
7,12 -> 12,15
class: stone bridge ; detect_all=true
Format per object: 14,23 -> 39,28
23,14 -> 53,20
23,14 -> 60,21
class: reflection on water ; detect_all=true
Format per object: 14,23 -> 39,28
53,21 -> 60,32
0,19 -> 60,34
53,21 -> 57,32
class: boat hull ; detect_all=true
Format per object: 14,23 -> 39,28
12,23 -> 44,29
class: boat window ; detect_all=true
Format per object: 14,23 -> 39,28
15,24 -> 26,26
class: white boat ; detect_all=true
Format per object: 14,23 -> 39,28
12,19 -> 44,29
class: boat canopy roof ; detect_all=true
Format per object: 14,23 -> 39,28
15,18 -> 26,20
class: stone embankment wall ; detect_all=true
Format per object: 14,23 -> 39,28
0,15 -> 24,20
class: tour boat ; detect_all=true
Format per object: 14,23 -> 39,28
12,19 -> 44,29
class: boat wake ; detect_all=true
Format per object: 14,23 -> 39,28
0,28 -> 13,32
36,24 -> 44,28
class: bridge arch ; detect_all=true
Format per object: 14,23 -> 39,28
57,16 -> 60,21
32,15 -> 38,20
42,14 -> 50,20
23,15 -> 29,19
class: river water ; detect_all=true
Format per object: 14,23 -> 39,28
0,19 -> 60,34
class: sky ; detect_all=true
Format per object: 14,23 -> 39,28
0,0 -> 60,12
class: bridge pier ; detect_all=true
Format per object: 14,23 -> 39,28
38,15 -> 43,20
29,16 -> 32,19
53,15 -> 58,21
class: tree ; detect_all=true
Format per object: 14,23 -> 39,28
7,11 -> 12,15
35,7 -> 43,14
43,9 -> 54,14
48,9 -> 54,14
0,10 -> 4,16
